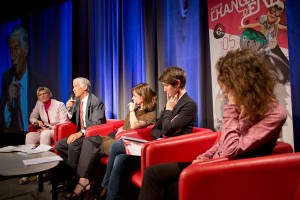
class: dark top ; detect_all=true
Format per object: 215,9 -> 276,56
151,92 -> 197,139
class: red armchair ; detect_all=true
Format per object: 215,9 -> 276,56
127,128 -> 215,188
84,119 -> 124,138
179,152 -> 300,200
83,119 -> 124,165
131,130 -> 293,188
28,122 -> 77,150
52,119 -> 124,153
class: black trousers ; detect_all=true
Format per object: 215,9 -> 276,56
55,136 -> 84,170
138,162 -> 190,200
77,136 -> 103,178
55,136 -> 103,179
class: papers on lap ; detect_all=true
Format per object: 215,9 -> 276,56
121,136 -> 148,156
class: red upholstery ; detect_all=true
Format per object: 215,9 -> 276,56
179,152 -> 300,200
82,119 -> 124,165
84,119 -> 124,138
115,125 -> 154,141
53,122 -> 77,144
131,131 -> 293,188
52,119 -> 124,153
28,124 -> 37,132
130,128 -> 215,188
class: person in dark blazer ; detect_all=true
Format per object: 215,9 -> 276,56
0,26 -> 49,147
98,66 -> 197,200
55,77 -> 106,184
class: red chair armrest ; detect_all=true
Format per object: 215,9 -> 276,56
272,141 -> 293,154
140,130 -> 218,175
179,152 -> 300,200
85,119 -> 124,137
115,125 -> 154,141
28,124 -> 37,132
54,122 -> 77,143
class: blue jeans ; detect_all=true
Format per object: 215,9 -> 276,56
102,140 -> 140,200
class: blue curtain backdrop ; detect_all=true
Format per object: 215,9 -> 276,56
0,0 -> 299,150
86,0 -> 210,125
287,0 -> 300,151
88,0 -> 146,119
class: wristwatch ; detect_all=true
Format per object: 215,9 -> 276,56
81,129 -> 86,137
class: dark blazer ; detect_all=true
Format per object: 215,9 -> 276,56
69,93 -> 106,132
0,66 -> 49,132
151,92 -> 197,138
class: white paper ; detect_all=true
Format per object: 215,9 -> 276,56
0,144 -> 35,153
23,155 -> 63,166
125,143 -> 143,156
26,144 -> 53,154
15,144 -> 36,152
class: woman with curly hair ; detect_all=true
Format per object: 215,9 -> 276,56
138,48 -> 287,200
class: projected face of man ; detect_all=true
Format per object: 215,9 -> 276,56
9,36 -> 28,79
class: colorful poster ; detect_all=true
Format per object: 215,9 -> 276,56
207,0 -> 293,147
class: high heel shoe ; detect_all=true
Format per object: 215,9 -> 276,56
64,182 -> 91,200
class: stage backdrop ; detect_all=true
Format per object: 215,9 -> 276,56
207,0 -> 293,147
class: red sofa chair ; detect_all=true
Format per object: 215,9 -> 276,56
52,119 -> 124,153
27,122 -> 77,150
129,129 -> 216,188
179,151 -> 300,200
95,124 -> 214,188
131,130 -> 293,188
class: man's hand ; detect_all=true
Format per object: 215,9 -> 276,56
8,81 -> 19,101
166,93 -> 178,111
67,132 -> 82,144
66,98 -> 75,111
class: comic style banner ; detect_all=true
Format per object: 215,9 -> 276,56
207,0 -> 293,147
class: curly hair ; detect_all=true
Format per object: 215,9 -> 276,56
132,83 -> 157,112
216,49 -> 277,123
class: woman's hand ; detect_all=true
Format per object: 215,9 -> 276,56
34,120 -> 44,127
166,93 -> 178,111
192,158 -> 202,164
116,126 -> 124,135
127,102 -> 136,112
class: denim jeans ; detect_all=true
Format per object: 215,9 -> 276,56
102,140 -> 140,200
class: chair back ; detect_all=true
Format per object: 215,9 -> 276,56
179,152 -> 300,200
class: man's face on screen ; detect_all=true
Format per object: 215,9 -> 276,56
9,37 -> 27,75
